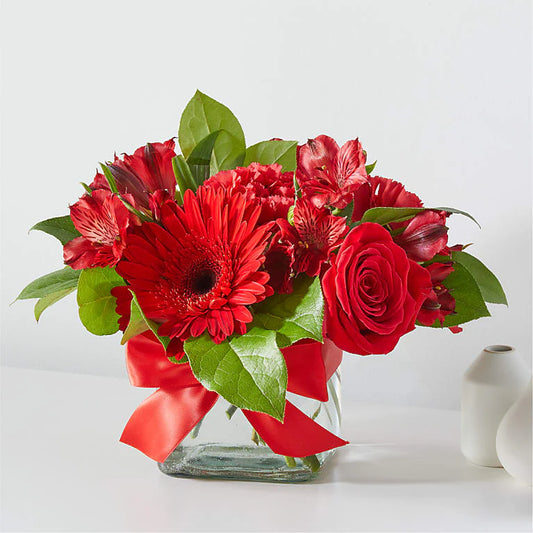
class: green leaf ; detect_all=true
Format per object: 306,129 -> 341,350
252,275 -> 324,346
360,207 -> 427,225
360,206 -> 480,227
80,182 -> 93,195
120,295 -> 150,344
430,262 -> 490,328
178,90 -> 246,174
452,251 -> 507,305
121,292 -> 171,349
243,140 -> 298,172
433,207 -> 481,228
187,130 -> 221,186
77,267 -> 124,335
184,327 -> 287,420
17,267 -> 80,300
34,287 -> 76,321
30,216 -> 81,245
337,201 -> 354,221
365,160 -> 377,174
100,163 -> 119,193
172,155 -> 197,195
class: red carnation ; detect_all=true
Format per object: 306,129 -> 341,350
63,189 -> 137,269
276,198 -> 348,278
296,135 -> 368,209
203,163 -> 294,225
393,210 -> 448,262
322,223 -> 432,355
352,176 -> 423,221
116,187 -> 273,344
91,139 -> 177,209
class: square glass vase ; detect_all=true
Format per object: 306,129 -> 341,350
158,370 -> 341,482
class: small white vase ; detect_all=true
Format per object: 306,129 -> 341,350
496,378 -> 532,485
461,345 -> 529,467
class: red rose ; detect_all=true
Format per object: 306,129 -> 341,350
322,223 -> 432,355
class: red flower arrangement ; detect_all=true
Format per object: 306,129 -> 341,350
18,91 -> 507,474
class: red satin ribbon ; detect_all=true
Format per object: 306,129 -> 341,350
120,332 -> 348,462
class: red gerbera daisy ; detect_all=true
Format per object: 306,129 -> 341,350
296,135 -> 368,209
63,189 -> 137,269
203,163 -> 294,225
116,187 -> 273,344
275,198 -> 348,278
91,139 -> 177,209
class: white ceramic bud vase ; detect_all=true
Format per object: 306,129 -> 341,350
496,378 -> 532,485
461,345 -> 529,467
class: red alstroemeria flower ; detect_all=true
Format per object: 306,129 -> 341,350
394,210 -> 448,262
63,189 -> 137,270
297,135 -> 368,209
116,187 -> 273,344
203,163 -> 294,225
352,175 -> 423,221
276,198 -> 348,278
91,139 -> 177,209
418,262 -> 458,328
264,237 -> 294,294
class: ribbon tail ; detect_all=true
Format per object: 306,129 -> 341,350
284,339 -> 343,402
121,386 -> 219,462
243,400 -> 348,458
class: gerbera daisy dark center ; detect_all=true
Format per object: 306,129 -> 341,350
184,260 -> 221,298
191,268 -> 218,295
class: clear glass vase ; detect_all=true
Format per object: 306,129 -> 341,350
158,370 -> 341,482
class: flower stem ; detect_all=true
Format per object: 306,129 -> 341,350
251,429 -> 265,446
225,404 -> 238,420
190,417 -> 203,439
285,456 -> 297,468
301,454 -> 321,472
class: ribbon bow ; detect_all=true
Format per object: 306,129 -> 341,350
120,333 -> 348,462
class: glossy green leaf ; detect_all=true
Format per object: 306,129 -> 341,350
120,295 -> 150,345
178,90 -> 246,174
100,163 -> 119,193
184,327 -> 287,420
187,130 -> 221,186
365,160 -> 377,174
34,287 -> 76,321
120,292 -> 171,349
452,251 -> 507,305
30,216 -> 81,245
243,140 -> 298,172
360,206 -> 480,227
77,267 -> 124,335
80,182 -> 93,195
429,262 -> 490,328
172,155 -> 197,195
17,267 -> 80,300
252,275 -> 324,347
337,201 -> 354,221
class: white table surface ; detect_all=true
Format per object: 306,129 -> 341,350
1,366 -> 531,532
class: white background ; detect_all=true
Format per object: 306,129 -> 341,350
2,0 -> 531,409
